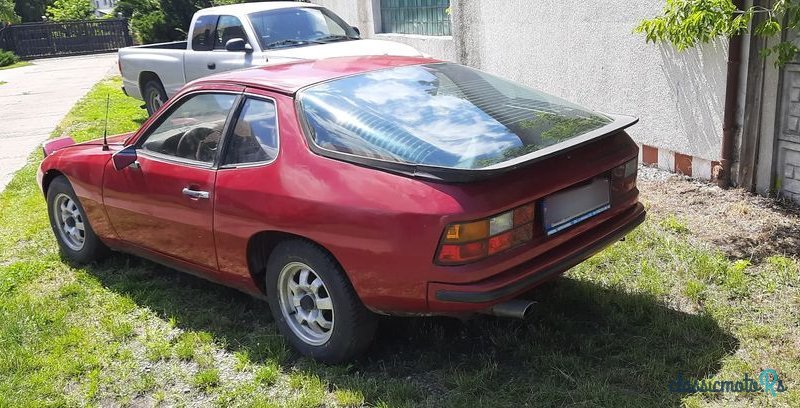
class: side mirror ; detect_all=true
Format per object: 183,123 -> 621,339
112,146 -> 138,171
351,26 -> 361,37
225,38 -> 253,53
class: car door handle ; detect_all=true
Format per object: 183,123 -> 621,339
182,187 -> 210,199
207,62 -> 216,70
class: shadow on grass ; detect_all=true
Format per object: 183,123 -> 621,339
87,254 -> 737,407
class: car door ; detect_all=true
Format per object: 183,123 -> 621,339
212,93 -> 282,285
103,90 -> 241,272
184,15 -> 256,82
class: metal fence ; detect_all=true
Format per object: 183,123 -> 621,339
380,0 -> 451,36
0,19 -> 132,59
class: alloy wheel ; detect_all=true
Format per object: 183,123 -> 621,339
53,193 -> 85,251
277,262 -> 335,346
149,89 -> 164,112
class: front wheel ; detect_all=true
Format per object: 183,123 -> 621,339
46,176 -> 108,263
266,240 -> 377,363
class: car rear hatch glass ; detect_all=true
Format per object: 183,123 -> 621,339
297,62 -> 636,182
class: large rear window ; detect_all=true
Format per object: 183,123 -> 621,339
298,63 -> 614,170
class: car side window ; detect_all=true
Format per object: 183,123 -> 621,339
192,15 -> 218,51
222,98 -> 278,166
214,15 -> 247,50
140,93 -> 237,164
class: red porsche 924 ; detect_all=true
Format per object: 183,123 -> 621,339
38,56 -> 645,362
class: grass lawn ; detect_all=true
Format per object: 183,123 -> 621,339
0,60 -> 33,71
1,77 -> 798,407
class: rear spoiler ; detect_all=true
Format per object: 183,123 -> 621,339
42,136 -> 76,157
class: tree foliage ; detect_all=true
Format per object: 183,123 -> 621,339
116,0 -> 255,44
14,0 -> 53,22
1,0 -> 19,23
46,0 -> 94,21
115,0 -> 176,43
636,0 -> 800,66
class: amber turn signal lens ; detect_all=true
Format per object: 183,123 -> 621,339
444,220 -> 489,243
437,203 -> 537,265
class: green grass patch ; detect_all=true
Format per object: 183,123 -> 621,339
659,213 -> 690,234
254,361 -> 280,386
0,76 -> 798,407
193,368 -> 221,391
0,61 -> 33,70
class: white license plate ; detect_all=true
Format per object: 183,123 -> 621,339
542,178 -> 610,236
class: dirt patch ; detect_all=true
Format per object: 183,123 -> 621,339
637,166 -> 800,262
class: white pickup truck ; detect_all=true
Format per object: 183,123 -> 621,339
119,2 -> 422,114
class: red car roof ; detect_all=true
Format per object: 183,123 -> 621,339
195,55 -> 440,94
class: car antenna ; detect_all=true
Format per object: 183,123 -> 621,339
102,93 -> 110,151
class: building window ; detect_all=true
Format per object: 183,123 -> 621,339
380,0 -> 451,36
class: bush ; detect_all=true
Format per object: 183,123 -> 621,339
0,49 -> 19,67
130,10 -> 178,44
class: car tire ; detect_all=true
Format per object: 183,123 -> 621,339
265,240 -> 377,363
143,79 -> 167,116
46,176 -> 109,264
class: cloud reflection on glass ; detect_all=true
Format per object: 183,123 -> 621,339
299,63 -> 611,169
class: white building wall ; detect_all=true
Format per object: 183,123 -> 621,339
313,0 -> 728,163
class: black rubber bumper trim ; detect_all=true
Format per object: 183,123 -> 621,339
435,206 -> 646,303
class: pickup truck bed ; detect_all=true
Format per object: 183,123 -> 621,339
133,41 -> 188,50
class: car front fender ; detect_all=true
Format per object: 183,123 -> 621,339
42,136 -> 76,157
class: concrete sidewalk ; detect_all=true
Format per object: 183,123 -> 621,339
0,53 -> 118,191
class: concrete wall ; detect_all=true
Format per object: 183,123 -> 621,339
313,0 -> 729,163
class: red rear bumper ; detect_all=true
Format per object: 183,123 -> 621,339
427,202 -> 645,312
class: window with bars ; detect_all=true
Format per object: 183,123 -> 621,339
380,0 -> 451,36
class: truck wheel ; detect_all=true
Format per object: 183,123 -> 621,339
143,79 -> 167,115
265,240 -> 377,363
46,176 -> 109,263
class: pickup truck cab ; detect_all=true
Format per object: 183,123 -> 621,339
119,2 -> 423,114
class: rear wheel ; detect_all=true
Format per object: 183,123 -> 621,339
46,176 -> 108,263
265,240 -> 377,363
143,79 -> 167,116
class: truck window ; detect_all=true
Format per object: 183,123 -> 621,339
192,15 -> 219,51
214,15 -> 248,50
250,7 -> 358,50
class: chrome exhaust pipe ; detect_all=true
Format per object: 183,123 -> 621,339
482,299 -> 536,319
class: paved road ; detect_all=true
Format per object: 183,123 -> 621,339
0,53 -> 118,192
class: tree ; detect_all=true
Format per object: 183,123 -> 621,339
1,0 -> 20,23
116,0 -> 178,43
46,0 -> 94,21
636,0 -> 800,66
14,0 -> 53,22
115,0 -> 255,44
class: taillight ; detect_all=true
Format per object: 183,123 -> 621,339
612,158 -> 637,179
612,157 -> 638,195
437,203 -> 535,265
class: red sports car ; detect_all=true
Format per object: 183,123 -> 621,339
38,56 -> 645,362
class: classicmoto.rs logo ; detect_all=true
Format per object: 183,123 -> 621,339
668,369 -> 787,397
